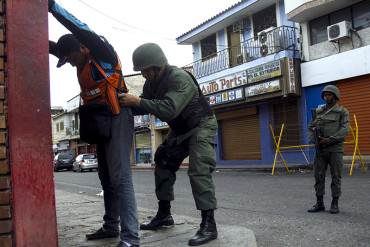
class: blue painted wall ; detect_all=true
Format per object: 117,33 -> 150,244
217,29 -> 226,52
215,100 -> 310,167
192,42 -> 201,61
278,0 -> 295,27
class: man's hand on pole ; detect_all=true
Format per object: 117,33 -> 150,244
119,93 -> 141,107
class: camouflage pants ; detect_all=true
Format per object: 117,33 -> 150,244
314,151 -> 343,198
154,116 -> 217,210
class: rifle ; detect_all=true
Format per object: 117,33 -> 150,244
311,109 -> 322,156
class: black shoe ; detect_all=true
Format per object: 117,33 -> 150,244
329,198 -> 339,214
307,203 -> 325,213
140,214 -> 174,230
86,227 -> 119,240
116,241 -> 139,247
188,210 -> 218,246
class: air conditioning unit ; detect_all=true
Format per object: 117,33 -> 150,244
257,27 -> 281,56
327,21 -> 351,42
257,27 -> 276,43
232,21 -> 244,33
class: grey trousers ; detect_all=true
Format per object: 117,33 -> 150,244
97,107 -> 139,245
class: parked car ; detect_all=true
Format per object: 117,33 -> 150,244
73,153 -> 98,172
53,152 -> 74,171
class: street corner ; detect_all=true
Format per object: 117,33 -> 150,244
139,212 -> 257,247
140,223 -> 257,247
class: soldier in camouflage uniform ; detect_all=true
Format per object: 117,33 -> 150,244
308,85 -> 349,214
120,43 -> 218,246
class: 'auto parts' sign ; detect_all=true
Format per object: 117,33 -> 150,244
200,71 -> 247,95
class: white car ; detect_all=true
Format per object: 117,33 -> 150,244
73,153 -> 98,172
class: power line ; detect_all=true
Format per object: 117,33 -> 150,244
76,0 -> 177,42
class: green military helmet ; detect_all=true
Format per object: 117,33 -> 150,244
321,85 -> 340,100
132,43 -> 168,71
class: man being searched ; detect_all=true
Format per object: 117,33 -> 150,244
308,85 -> 349,214
120,43 -> 218,246
48,1 -> 139,246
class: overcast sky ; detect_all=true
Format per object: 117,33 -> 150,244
48,0 -> 241,107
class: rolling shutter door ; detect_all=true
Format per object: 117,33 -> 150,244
337,75 -> 370,155
218,107 -> 261,160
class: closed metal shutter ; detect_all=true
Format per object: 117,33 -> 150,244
218,107 -> 261,160
337,75 -> 370,155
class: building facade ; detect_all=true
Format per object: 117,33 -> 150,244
177,0 -> 305,167
286,0 -> 370,156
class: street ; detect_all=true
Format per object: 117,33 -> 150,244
55,169 -> 370,247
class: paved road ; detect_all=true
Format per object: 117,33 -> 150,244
55,168 -> 370,247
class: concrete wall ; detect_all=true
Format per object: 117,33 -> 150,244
308,27 -> 370,61
301,45 -> 370,87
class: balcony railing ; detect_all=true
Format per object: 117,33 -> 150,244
188,26 -> 299,79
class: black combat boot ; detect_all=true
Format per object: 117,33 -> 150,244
188,210 -> 218,246
329,197 -> 339,214
140,200 -> 174,230
308,196 -> 325,213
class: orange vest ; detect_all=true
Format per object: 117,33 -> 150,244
78,58 -> 127,115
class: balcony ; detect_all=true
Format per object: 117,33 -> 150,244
189,26 -> 299,79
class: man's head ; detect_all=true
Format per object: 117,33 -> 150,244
132,43 -> 168,81
55,34 -> 89,68
321,85 -> 340,105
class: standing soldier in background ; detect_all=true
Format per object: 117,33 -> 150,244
120,43 -> 218,246
308,85 -> 349,214
48,1 -> 139,246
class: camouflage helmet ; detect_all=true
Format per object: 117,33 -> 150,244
321,85 -> 340,100
132,43 -> 168,71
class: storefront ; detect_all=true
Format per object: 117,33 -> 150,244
134,115 -> 152,164
337,74 -> 370,155
201,58 -> 305,166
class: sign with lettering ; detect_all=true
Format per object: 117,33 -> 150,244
208,88 -> 244,106
199,71 -> 248,95
287,58 -> 296,93
247,60 -> 282,83
245,79 -> 280,97
154,118 -> 168,128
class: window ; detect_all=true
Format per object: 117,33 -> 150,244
56,123 -> 59,132
200,34 -> 217,60
60,121 -> 64,131
310,15 -> 330,45
353,1 -> 370,30
309,1 -> 370,45
253,5 -> 277,35
330,7 -> 351,24
72,120 -> 75,131
75,113 -> 79,130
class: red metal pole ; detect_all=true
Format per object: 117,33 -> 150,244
6,0 -> 58,246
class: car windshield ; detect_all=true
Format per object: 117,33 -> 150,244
58,153 -> 73,160
83,154 -> 96,159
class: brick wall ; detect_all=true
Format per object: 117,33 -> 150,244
0,0 -> 12,246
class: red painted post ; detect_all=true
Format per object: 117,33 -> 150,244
6,0 -> 58,246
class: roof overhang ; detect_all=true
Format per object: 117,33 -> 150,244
287,0 -> 363,23
176,0 -> 275,44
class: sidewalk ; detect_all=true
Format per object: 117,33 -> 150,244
56,190 -> 257,247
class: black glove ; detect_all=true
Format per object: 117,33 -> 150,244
48,0 -> 55,11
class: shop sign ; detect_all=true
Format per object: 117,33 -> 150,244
208,88 -> 244,106
199,71 -> 247,95
245,79 -> 280,97
134,115 -> 150,127
287,58 -> 296,93
247,60 -> 282,83
154,118 -> 168,128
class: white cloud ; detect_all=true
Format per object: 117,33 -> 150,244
49,0 -> 241,107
